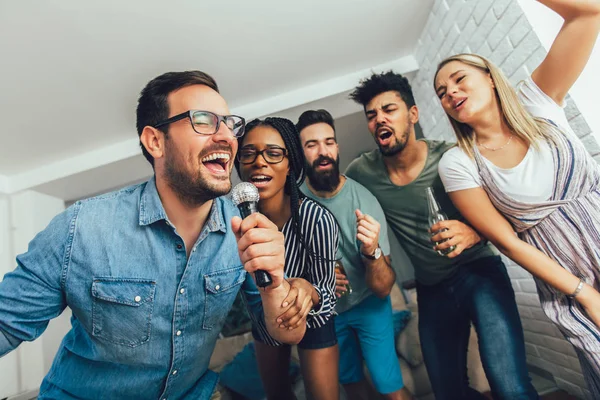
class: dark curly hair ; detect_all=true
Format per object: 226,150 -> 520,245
349,70 -> 416,109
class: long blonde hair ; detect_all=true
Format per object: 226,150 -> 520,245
434,53 -> 554,158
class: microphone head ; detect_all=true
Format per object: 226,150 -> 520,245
231,182 -> 260,206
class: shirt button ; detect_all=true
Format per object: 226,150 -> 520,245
176,330 -> 182,336
215,284 -> 220,291
172,370 -> 177,375
180,288 -> 185,294
134,296 -> 141,302
176,244 -> 183,250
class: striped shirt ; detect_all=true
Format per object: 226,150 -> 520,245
251,198 -> 339,346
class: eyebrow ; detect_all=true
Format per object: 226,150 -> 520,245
436,70 -> 465,93
366,103 -> 397,115
304,137 -> 336,145
241,143 -> 284,149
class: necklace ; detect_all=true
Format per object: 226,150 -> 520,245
478,134 -> 513,151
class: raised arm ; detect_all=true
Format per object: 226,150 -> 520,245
531,0 -> 600,104
448,187 -> 600,327
357,209 -> 396,298
233,214 -> 306,344
241,277 -> 305,346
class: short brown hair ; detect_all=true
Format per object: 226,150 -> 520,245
136,71 -> 219,166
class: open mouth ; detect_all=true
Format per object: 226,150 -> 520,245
201,152 -> 230,174
249,174 -> 272,188
317,160 -> 333,169
454,98 -> 466,110
377,128 -> 394,146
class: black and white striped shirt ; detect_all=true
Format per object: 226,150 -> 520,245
251,198 -> 338,346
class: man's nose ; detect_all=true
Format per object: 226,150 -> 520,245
317,143 -> 329,156
212,122 -> 236,146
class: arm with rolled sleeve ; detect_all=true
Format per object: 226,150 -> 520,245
305,210 -> 338,323
241,274 -> 306,345
0,205 -> 74,357
240,210 -> 338,342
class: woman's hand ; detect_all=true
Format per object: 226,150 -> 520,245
276,278 -> 316,330
577,283 -> 600,329
335,271 -> 350,298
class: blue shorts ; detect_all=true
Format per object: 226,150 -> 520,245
335,295 -> 404,394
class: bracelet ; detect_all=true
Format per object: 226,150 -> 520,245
568,278 -> 585,298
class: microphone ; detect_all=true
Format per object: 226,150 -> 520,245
231,182 -> 273,288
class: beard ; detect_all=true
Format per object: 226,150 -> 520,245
378,122 -> 411,157
305,155 -> 341,193
164,139 -> 232,207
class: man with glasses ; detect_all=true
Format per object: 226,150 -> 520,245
0,70 -> 304,400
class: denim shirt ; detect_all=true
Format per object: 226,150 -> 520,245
0,178 -> 264,400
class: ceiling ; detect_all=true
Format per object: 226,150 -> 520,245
0,0 -> 434,201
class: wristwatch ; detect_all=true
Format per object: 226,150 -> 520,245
362,246 -> 382,260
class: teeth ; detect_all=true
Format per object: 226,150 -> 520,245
251,175 -> 271,181
456,99 -> 465,108
201,153 -> 230,163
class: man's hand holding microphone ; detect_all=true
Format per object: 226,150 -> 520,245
231,183 -> 306,343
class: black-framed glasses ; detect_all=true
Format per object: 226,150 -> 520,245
154,110 -> 245,138
237,146 -> 288,164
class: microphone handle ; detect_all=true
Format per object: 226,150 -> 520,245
238,201 -> 273,288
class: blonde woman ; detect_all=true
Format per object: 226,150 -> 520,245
433,0 -> 600,392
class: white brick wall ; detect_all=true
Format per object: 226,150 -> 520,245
411,0 -> 599,398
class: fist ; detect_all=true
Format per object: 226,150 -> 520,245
231,213 -> 286,289
356,209 -> 380,256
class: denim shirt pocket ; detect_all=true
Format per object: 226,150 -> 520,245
203,266 -> 245,330
91,277 -> 156,347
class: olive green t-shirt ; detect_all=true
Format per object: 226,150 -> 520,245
346,140 -> 496,285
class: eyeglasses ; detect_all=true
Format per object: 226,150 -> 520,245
237,146 -> 288,164
154,110 -> 245,138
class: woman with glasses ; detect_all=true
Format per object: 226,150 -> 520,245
434,0 -> 600,392
235,117 -> 340,400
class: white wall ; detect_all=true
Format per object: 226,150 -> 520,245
0,191 -> 67,399
411,0 -> 599,398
